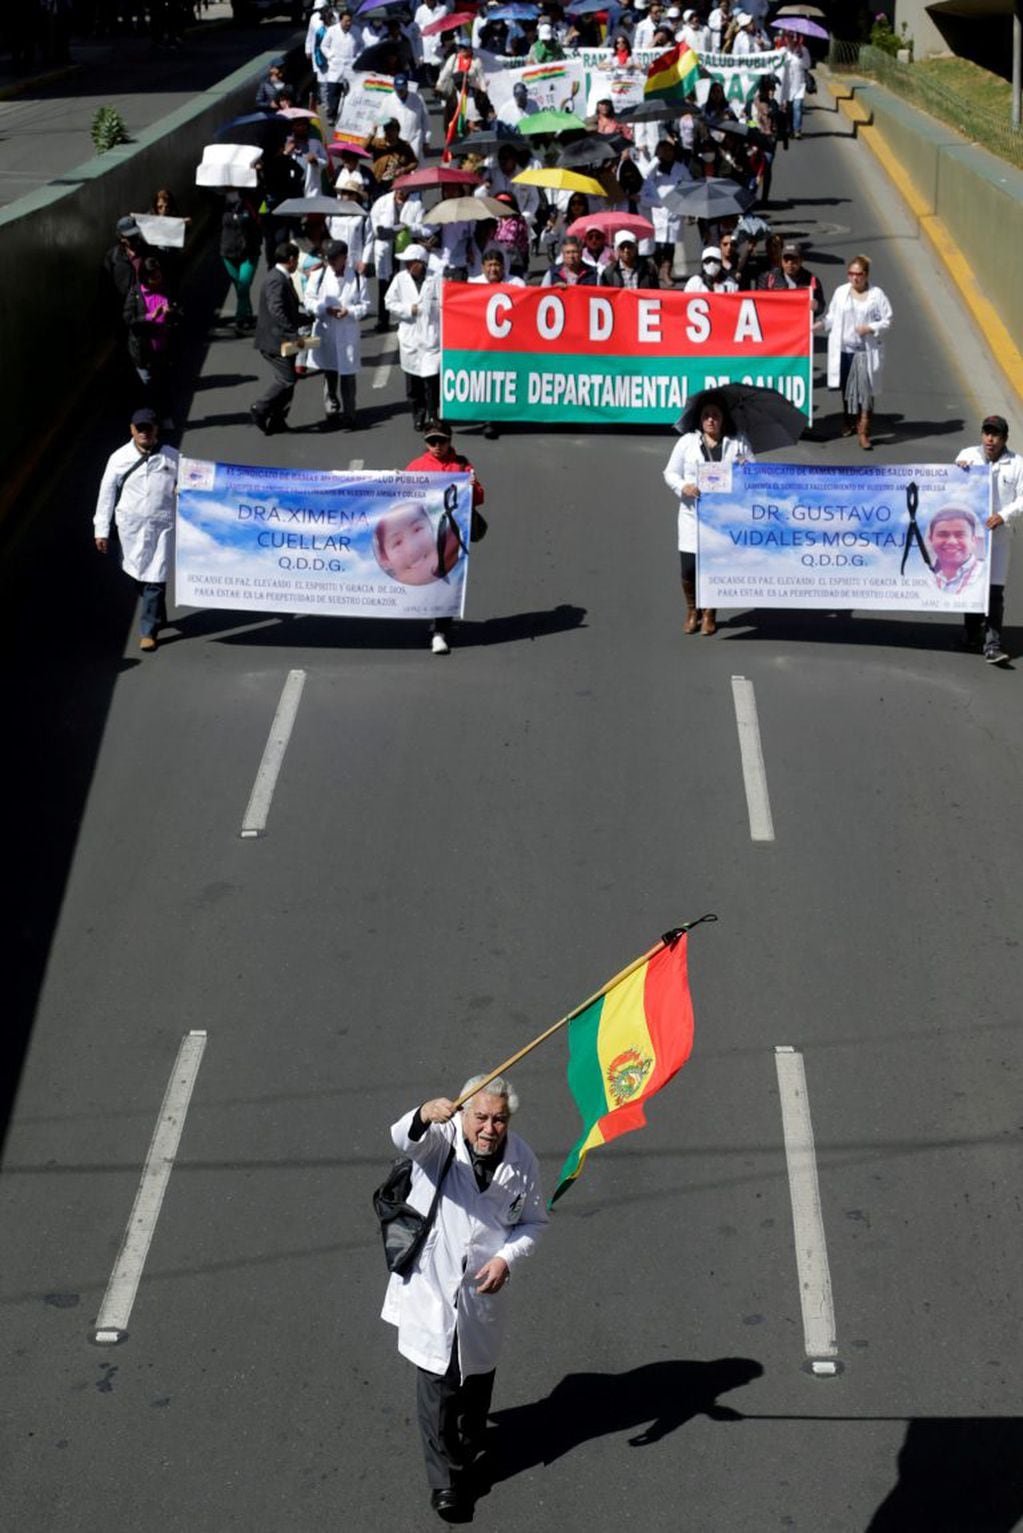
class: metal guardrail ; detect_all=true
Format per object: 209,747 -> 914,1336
828,40 -> 1023,171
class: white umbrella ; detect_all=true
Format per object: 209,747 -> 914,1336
425,195 -> 510,222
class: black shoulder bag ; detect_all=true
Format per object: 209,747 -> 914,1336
373,1141 -> 456,1276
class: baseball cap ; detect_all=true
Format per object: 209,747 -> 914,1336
397,243 -> 429,262
117,216 -> 141,237
614,229 -> 638,248
537,21 -> 553,36
394,72 -> 408,87
423,419 -> 452,440
131,407 -> 158,427
702,245 -> 722,262
781,241 -> 802,256
982,414 -> 1009,435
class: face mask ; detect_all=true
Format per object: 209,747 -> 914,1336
703,260 -> 721,276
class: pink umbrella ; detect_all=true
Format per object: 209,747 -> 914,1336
278,107 -> 320,120
567,210 -> 654,241
393,166 -> 481,190
328,139 -> 373,158
421,10 -> 476,36
770,16 -> 829,39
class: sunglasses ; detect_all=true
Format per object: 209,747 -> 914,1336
426,436 -> 449,445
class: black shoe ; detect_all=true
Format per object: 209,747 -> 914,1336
250,406 -> 271,436
413,410 -> 427,432
430,1487 -> 471,1522
482,422 -> 499,440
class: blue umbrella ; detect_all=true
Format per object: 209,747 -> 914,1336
356,0 -> 409,10
488,3 -> 540,18
214,112 -> 288,149
566,0 -> 608,13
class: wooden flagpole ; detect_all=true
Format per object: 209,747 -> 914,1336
450,917 -> 716,1109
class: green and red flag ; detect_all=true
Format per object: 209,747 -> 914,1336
644,41 -> 700,101
551,929 -> 697,1204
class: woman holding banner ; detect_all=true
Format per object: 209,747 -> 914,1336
663,394 -> 755,636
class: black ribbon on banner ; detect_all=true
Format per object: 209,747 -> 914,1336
900,481 -> 933,575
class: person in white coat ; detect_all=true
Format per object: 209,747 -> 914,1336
641,141 -> 692,284
815,252 -> 892,450
414,0 -> 447,85
305,239 -> 370,425
663,393 -> 754,634
379,73 -> 431,162
322,10 -> 360,123
93,407 -> 179,652
954,413 -> 1023,662
371,184 -> 427,329
381,1076 -> 548,1520
779,34 -> 811,137
385,243 -> 443,428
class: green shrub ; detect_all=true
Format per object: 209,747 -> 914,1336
91,105 -> 130,155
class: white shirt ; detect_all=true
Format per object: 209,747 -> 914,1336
664,431 -> 754,551
415,2 -> 447,65
322,22 -> 359,82
380,88 -> 431,160
94,441 -> 179,583
954,444 -> 1023,585
290,137 -> 329,198
640,161 -> 692,242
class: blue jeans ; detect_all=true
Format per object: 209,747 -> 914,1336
137,581 -> 167,637
791,96 -> 804,135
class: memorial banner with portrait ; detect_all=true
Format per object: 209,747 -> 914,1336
175,459 -> 474,620
441,285 -> 812,425
484,56 -> 587,118
696,462 -> 992,613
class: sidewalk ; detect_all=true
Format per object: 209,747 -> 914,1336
0,5 -> 300,209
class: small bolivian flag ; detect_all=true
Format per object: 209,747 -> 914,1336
644,41 -> 700,101
550,931 -> 695,1204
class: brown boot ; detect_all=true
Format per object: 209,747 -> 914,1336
700,608 -> 717,636
841,414 -> 855,437
682,577 -> 701,634
857,410 -> 873,450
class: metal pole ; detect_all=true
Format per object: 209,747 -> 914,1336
1014,1 -> 1022,132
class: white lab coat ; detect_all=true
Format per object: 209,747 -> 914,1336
327,209 -> 372,268
306,265 -> 370,372
664,430 -> 754,551
322,22 -> 359,83
371,191 -> 427,282
731,28 -> 758,55
380,1110 -> 549,1377
94,441 -> 179,583
684,273 -> 739,292
380,88 -> 431,161
821,281 -> 893,395
954,444 -> 1023,584
680,22 -> 711,50
385,267 -> 442,375
780,44 -> 811,105
289,139 -> 329,198
641,161 -> 692,243
415,3 -> 447,66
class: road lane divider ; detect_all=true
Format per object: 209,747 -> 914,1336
240,669 -> 306,839
348,458 -> 364,470
731,676 -> 775,843
92,1031 -> 208,1345
371,345 -> 397,390
774,1046 -> 839,1370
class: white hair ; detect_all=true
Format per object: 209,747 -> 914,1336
459,1074 -> 519,1114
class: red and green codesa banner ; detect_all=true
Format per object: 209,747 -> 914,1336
440,285 -> 812,425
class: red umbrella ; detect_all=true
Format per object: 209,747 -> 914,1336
421,9 -> 476,35
393,166 -> 481,190
567,210 -> 654,241
328,139 -> 372,159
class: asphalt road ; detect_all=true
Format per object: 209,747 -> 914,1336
2,85 -> 1022,1532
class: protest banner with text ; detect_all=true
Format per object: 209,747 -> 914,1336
337,72 -> 397,144
696,462 -> 992,613
175,459 -> 474,620
441,286 -> 812,425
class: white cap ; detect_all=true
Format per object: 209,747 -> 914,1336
702,245 -> 722,261
683,7 -> 697,18
397,243 -> 429,262
614,229 -> 638,248
666,5 -> 681,15
537,21 -> 553,36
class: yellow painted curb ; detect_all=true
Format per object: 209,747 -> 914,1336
837,91 -> 1023,405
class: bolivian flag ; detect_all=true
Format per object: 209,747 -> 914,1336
551,931 -> 695,1204
644,41 -> 700,102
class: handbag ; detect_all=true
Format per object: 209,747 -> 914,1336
373,1141 -> 456,1276
805,71 -> 817,95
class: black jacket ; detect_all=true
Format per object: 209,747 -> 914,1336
254,266 -> 301,353
602,257 -> 660,289
757,264 -> 826,316
220,198 -> 262,264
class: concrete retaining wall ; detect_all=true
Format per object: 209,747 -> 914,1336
852,82 -> 1023,344
0,44 -> 300,484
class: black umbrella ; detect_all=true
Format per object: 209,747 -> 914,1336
450,127 -> 524,154
556,135 -> 619,169
664,177 -> 754,219
675,384 -> 808,450
617,99 -> 682,124
214,111 -> 288,150
354,39 -> 416,73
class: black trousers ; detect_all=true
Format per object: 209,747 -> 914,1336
405,372 -> 440,424
321,371 -> 357,421
415,1338 -> 495,1491
253,351 -> 297,423
964,583 -> 1004,646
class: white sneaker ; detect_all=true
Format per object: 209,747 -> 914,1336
430,632 -> 450,655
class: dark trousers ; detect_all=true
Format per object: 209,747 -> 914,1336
416,1338 -> 495,1491
321,370 -> 357,421
964,583 -> 1004,648
136,581 -> 167,637
405,371 -> 440,426
254,352 -> 297,424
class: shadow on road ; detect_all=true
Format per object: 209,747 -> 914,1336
161,602 -> 588,650
866,1416 -> 1023,1531
484,1356 -> 764,1482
